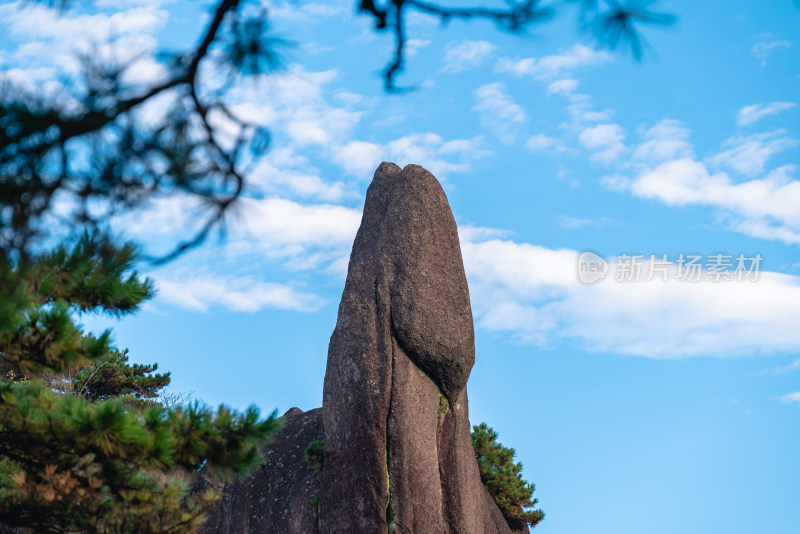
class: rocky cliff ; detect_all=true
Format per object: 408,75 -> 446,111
200,163 -> 523,534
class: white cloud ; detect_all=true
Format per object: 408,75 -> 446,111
237,197 -> 362,252
333,90 -> 364,106
300,2 -> 347,17
333,141 -> 386,178
0,2 -> 166,41
526,134 -> 572,154
0,0 -> 169,84
728,217 -> 800,246
333,134 -> 487,179
386,133 -> 488,177
559,216 -> 607,229
582,109 -> 615,122
267,1 -> 347,22
633,119 -> 694,163
547,78 -> 579,95
224,64 -> 482,183
406,39 -> 432,58
115,193 -> 363,272
473,83 -> 526,144
779,392 -> 800,405
751,39 -> 791,66
618,159 -> 800,245
770,358 -> 800,374
738,102 -> 797,126
461,234 -> 800,357
603,117 -> 800,245
442,40 -> 496,73
578,123 -> 627,164
709,130 -> 798,176
496,44 -> 611,80
114,193 -> 208,239
226,66 -> 362,152
120,54 -> 168,86
155,274 -> 325,313
249,159 -> 355,202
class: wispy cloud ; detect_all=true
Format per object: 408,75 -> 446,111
442,39 -> 496,73
526,134 -> 572,154
751,39 -> 791,66
770,358 -> 800,374
778,392 -> 800,406
155,274 -> 325,313
473,83 -> 526,144
117,193 -> 363,273
387,134 -> 489,177
248,158 -> 356,202
738,102 -> 796,126
709,130 -> 798,176
496,44 -> 612,80
592,114 -> 800,246
405,38 -> 432,58
632,119 -> 694,163
267,1 -> 347,22
611,159 -> 800,245
578,123 -> 627,164
547,78 -> 579,95
559,216 -> 608,229
219,65 -> 483,182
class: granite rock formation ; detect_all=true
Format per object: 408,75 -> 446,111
321,162 -> 510,534
199,407 -> 323,533
200,163 -> 520,534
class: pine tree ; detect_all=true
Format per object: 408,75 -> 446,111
66,349 -> 171,408
0,233 -> 282,533
472,422 -> 545,529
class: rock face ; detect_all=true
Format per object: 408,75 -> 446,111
199,407 -> 323,533
321,163 -> 512,534
200,163 -> 518,534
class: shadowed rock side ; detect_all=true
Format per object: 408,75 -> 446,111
321,163 -> 514,534
199,407 -> 323,534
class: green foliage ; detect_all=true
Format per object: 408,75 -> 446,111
0,380 -> 281,533
303,440 -> 324,509
0,233 -> 153,378
438,391 -> 450,414
304,440 -> 324,470
472,423 -> 544,529
71,349 -> 171,408
0,233 -> 282,533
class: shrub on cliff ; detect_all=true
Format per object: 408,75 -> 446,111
472,422 -> 545,529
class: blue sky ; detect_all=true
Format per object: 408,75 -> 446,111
2,0 -> 799,532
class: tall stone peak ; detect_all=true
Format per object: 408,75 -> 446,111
201,163 -> 519,534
